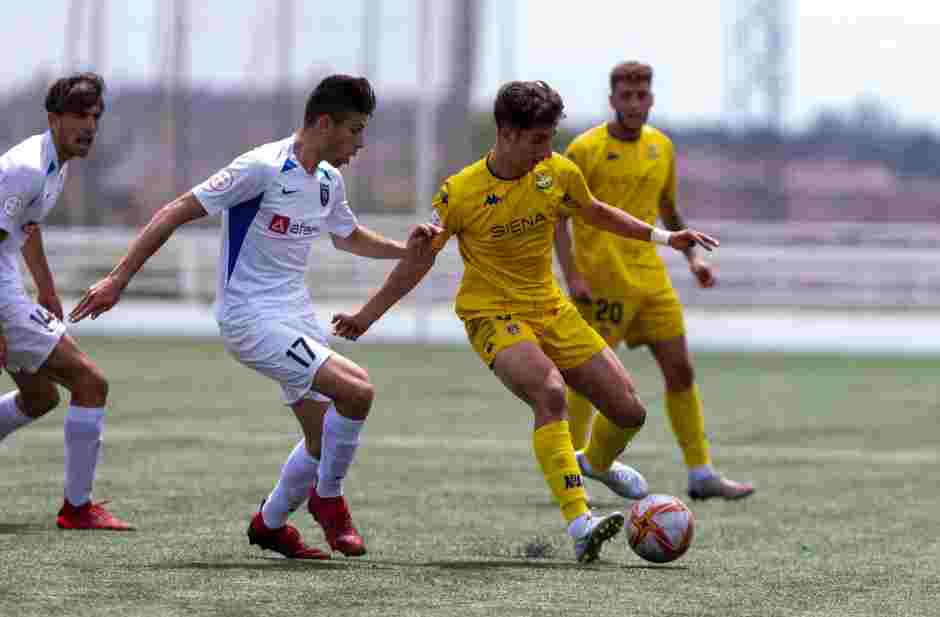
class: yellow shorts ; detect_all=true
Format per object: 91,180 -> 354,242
576,268 -> 685,349
463,301 -> 607,370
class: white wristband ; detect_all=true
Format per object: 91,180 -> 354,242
650,228 -> 672,246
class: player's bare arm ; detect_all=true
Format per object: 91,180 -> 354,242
553,216 -> 592,302
69,193 -> 208,322
331,226 -> 442,340
331,225 -> 407,258
659,195 -> 717,288
20,224 -> 63,319
580,197 -> 718,252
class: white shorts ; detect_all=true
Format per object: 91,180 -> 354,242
219,314 -> 334,406
0,298 -> 67,374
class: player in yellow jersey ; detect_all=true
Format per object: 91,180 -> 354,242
332,81 -> 718,563
554,61 -> 754,501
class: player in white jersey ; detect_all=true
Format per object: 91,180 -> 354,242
70,75 -> 439,559
0,73 -> 133,530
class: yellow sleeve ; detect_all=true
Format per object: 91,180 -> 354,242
429,180 -> 456,251
557,158 -> 594,218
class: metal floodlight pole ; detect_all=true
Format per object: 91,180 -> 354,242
414,0 -> 436,342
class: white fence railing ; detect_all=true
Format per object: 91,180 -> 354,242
27,218 -> 940,309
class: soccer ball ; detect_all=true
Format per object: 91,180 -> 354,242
627,494 -> 695,563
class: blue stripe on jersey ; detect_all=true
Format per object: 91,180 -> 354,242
226,194 -> 263,283
281,159 -> 297,173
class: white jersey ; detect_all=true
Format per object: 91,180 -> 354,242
0,131 -> 68,301
192,135 -> 358,325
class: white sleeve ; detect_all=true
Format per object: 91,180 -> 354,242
0,168 -> 40,234
324,173 -> 358,238
191,150 -> 276,216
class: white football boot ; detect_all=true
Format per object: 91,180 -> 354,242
571,511 -> 625,564
576,451 -> 649,500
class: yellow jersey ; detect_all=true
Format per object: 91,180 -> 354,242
564,123 -> 676,286
431,153 -> 593,320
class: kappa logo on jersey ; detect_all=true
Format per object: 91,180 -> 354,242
484,193 -> 502,206
320,183 -> 330,207
534,173 -> 553,191
2,195 -> 24,217
269,214 -> 291,234
207,169 -> 234,192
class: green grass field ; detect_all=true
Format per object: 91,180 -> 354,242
1,338 -> 938,617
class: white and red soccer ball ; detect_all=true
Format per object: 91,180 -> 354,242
627,494 -> 695,563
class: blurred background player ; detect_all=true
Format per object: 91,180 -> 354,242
70,75 -> 436,558
332,80 -> 718,563
0,72 -> 133,530
554,61 -> 754,501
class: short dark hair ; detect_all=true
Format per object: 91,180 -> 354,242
45,72 -> 106,114
610,61 -> 653,91
493,80 -> 565,130
303,75 -> 376,126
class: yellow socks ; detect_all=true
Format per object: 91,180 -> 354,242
532,421 -> 589,523
582,412 -> 641,472
665,384 -> 711,468
565,388 -> 595,451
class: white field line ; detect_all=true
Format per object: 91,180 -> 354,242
367,435 -> 940,465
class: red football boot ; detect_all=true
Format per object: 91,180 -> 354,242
247,511 -> 330,560
56,500 -> 134,531
307,489 -> 366,557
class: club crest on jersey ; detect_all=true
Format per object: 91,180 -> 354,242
2,195 -> 24,217
647,145 -> 659,160
506,323 -> 520,336
320,183 -> 330,207
207,169 -> 234,192
484,194 -> 502,206
269,214 -> 290,234
534,173 -> 553,191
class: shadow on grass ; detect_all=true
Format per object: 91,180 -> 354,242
140,558 -> 353,572
0,523 -> 47,535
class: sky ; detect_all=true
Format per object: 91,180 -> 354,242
2,0 -> 939,132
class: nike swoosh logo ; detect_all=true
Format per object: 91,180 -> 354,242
282,188 -> 300,195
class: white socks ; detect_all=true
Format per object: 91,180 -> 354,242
0,392 -> 33,442
63,406 -> 105,507
261,439 -> 320,529
567,512 -> 593,539
315,405 -> 364,499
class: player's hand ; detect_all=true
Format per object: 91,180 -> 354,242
689,257 -> 717,289
566,274 -> 593,304
669,229 -> 719,252
37,291 -> 64,320
331,312 -> 373,341
69,276 -> 124,322
406,223 -> 443,258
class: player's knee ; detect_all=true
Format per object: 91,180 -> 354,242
73,365 -> 109,406
533,373 -> 568,424
664,361 -> 694,392
348,380 -> 374,417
